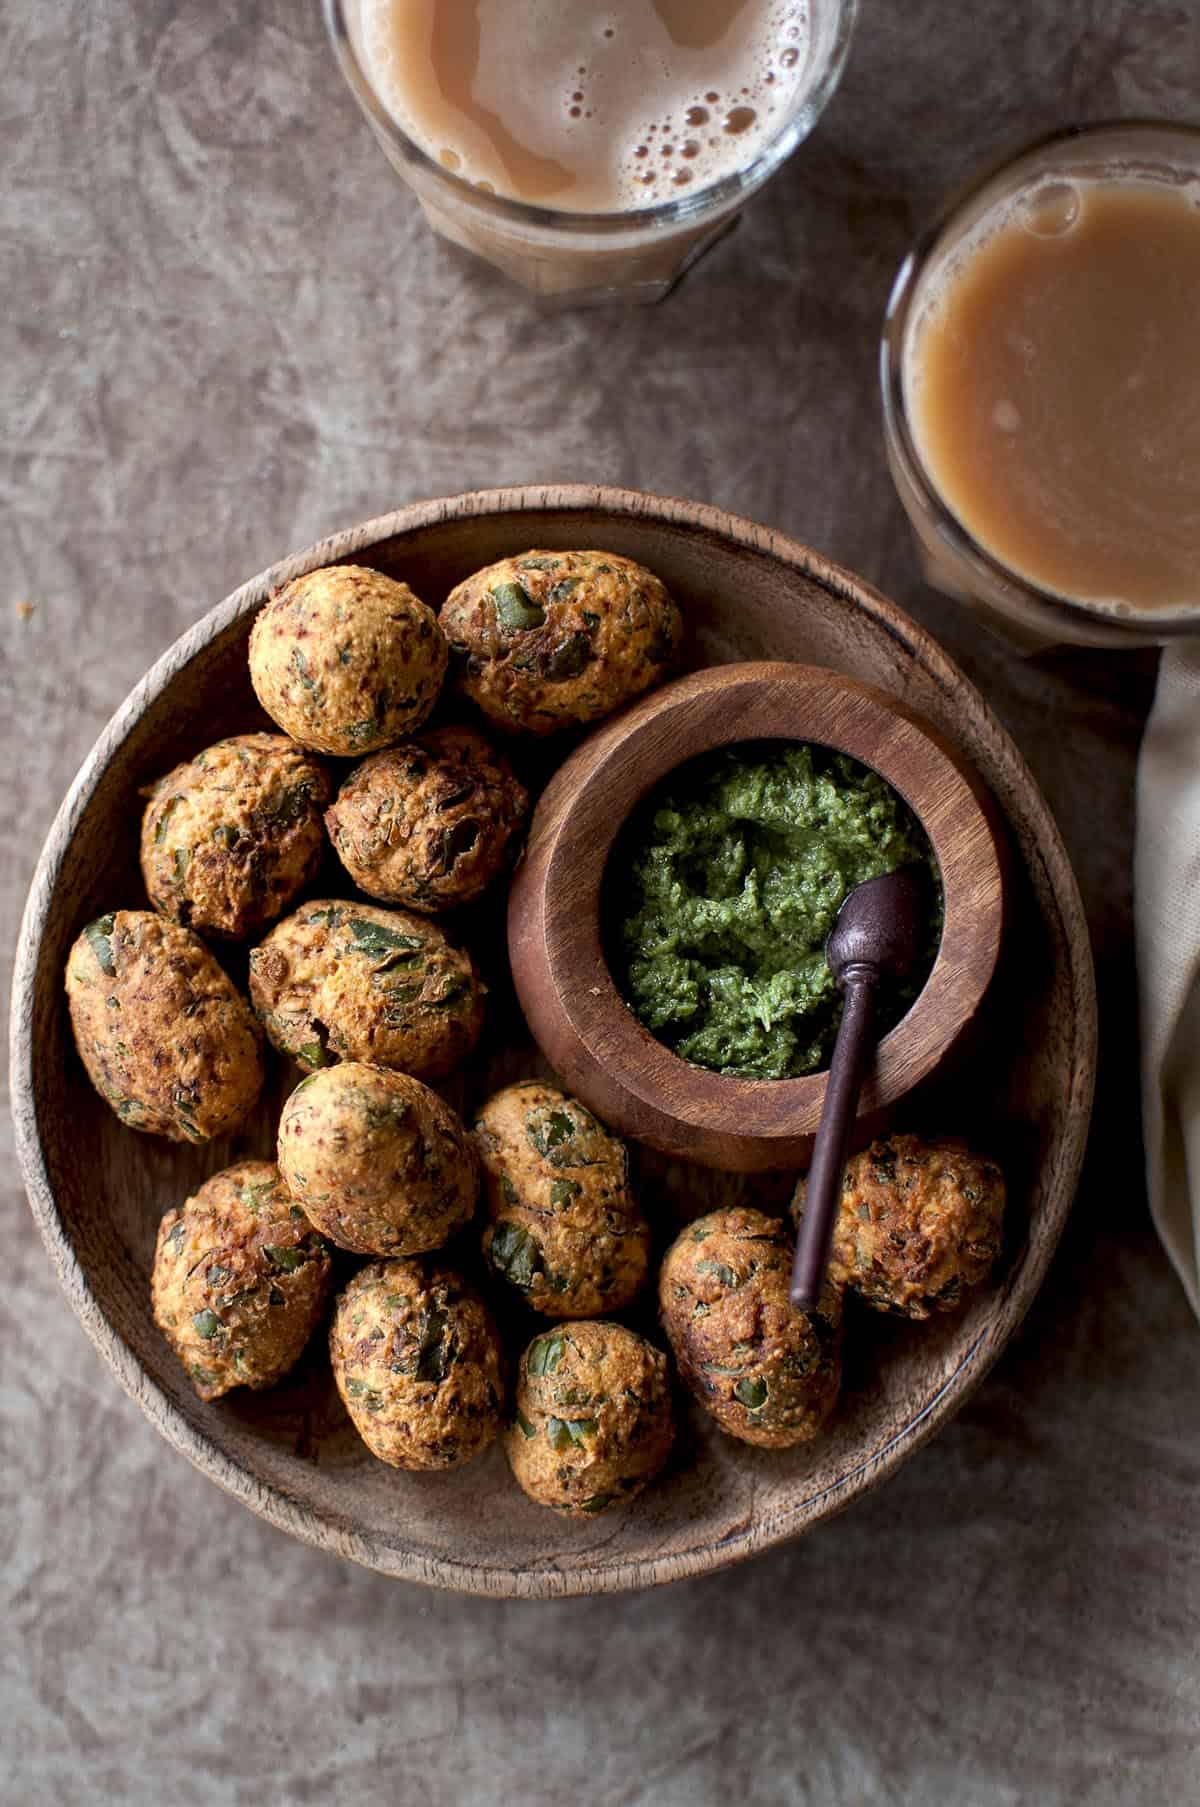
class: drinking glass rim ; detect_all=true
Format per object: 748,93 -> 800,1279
880,118 -> 1200,641
323,0 -> 859,242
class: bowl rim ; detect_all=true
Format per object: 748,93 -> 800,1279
9,483 -> 1097,1597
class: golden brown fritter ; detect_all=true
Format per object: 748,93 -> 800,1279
439,549 -> 681,736
791,1133 -> 1005,1318
505,1320 -> 674,1517
64,910 -> 264,1142
659,1207 -> 842,1449
474,1081 -> 650,1319
325,724 -> 529,911
139,733 -> 332,939
248,899 -> 484,1081
151,1161 -> 333,1401
248,564 -> 447,756
277,1062 -> 477,1256
329,1260 -> 505,1471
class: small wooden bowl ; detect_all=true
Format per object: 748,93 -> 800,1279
10,485 -> 1095,1597
509,661 -> 1005,1172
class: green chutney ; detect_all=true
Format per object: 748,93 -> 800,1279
611,741 -> 940,1081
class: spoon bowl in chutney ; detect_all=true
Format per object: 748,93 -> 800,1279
508,660 -> 1007,1173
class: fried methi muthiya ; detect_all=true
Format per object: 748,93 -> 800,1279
505,1320 -> 674,1517
151,1161 -> 333,1400
791,1134 -> 1005,1318
64,909 -> 264,1142
475,1081 -> 650,1319
325,724 -> 529,911
278,1062 -> 477,1257
248,899 -> 484,1081
439,548 -> 681,736
329,1260 -> 505,1471
659,1207 -> 842,1449
248,563 -> 447,756
139,733 -> 331,940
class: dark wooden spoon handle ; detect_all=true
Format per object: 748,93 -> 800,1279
790,965 -> 879,1311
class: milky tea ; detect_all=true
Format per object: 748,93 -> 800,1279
904,172 -> 1200,622
357,0 -> 812,212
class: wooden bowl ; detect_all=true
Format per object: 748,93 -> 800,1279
509,660 -> 1006,1172
10,485 -> 1095,1597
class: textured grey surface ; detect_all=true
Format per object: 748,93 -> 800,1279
3,3 -> 1199,1802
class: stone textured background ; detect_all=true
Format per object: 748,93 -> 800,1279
4,3 -> 1198,1801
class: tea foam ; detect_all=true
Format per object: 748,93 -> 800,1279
357,0 -> 811,211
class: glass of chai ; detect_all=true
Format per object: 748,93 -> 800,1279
881,121 -> 1200,650
324,0 -> 858,304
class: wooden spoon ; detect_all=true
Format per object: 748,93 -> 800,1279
790,867 -> 929,1311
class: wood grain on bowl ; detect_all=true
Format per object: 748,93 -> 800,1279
9,485 -> 1096,1598
508,661 -> 1005,1172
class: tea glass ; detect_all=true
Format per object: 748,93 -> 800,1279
880,121 -> 1200,651
324,0 -> 858,305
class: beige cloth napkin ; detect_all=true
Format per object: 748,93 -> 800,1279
1136,642 -> 1200,1316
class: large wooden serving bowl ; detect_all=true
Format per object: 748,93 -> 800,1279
10,485 -> 1095,1597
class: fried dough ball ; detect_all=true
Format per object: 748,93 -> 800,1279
325,724 -> 529,911
474,1081 -> 650,1319
791,1133 -> 1005,1318
139,733 -> 332,939
329,1260 -> 505,1471
248,564 -> 447,756
505,1321 -> 674,1517
64,910 -> 264,1142
659,1207 -> 842,1449
277,1062 -> 477,1256
151,1161 -> 333,1401
440,549 -> 681,736
248,899 -> 484,1080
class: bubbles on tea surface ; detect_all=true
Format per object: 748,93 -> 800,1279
1021,181 -> 1082,239
439,148 -> 462,172
686,105 -> 709,126
992,399 -> 1021,433
723,106 -> 757,135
